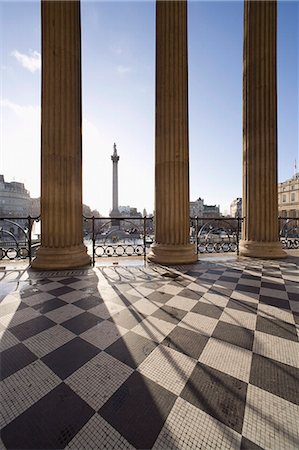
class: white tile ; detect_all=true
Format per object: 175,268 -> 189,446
258,304 -> 295,324
0,328 -> 19,351
0,307 -> 40,328
37,281 -> 64,292
230,290 -> 259,304
44,304 -> 82,324
179,312 -> 218,336
153,397 -> 241,450
130,298 -> 159,315
0,360 -> 61,428
22,292 -> 55,307
253,331 -> 299,368
66,352 -> 133,410
24,325 -> 76,357
80,321 -> 127,350
165,295 -> 197,312
201,292 -> 229,308
132,316 -> 175,343
66,413 -> 134,450
243,385 -> 299,450
138,346 -> 196,395
199,338 -> 252,382
58,290 -> 88,303
220,309 -> 257,330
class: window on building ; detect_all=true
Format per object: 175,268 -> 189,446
282,195 -> 286,202
291,192 -> 295,201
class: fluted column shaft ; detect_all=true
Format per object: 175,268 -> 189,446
32,0 -> 90,269
148,0 -> 196,264
240,0 -> 285,259
112,162 -> 118,212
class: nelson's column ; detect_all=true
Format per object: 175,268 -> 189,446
110,143 -> 121,227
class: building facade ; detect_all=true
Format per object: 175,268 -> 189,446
189,197 -> 204,217
278,173 -> 299,218
0,175 -> 31,217
230,198 -> 242,218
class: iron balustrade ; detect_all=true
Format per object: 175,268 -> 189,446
0,215 -> 298,264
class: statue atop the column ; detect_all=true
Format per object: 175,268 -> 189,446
111,143 -> 120,163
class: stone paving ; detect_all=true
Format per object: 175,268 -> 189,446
0,256 -> 298,449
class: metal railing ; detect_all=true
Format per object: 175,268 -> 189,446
0,215 -> 298,264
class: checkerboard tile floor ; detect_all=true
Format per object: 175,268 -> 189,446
0,258 -> 298,449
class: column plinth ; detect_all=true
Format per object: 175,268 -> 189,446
148,0 -> 197,265
32,0 -> 90,270
239,0 -> 286,259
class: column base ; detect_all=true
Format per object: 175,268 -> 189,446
31,244 -> 91,270
147,243 -> 197,265
239,240 -> 287,259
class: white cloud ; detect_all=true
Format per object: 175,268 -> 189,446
11,49 -> 41,73
116,65 -> 132,75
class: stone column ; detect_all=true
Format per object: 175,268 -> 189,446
32,0 -> 90,270
111,144 -> 120,216
148,0 -> 197,264
239,0 -> 286,259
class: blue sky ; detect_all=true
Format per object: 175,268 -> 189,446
1,0 -> 298,216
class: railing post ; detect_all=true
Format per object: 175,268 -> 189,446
236,217 -> 240,256
195,216 -> 199,255
143,216 -> 147,262
28,216 -> 32,265
92,216 -> 95,267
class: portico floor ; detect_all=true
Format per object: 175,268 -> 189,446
0,256 -> 298,449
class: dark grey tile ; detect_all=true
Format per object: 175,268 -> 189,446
10,316 -> 56,341
147,291 -> 173,304
240,274 -> 261,281
35,278 -> 53,285
293,312 -> 299,325
20,287 -> 43,299
226,298 -> 257,314
48,286 -> 74,297
32,298 -> 67,313
256,316 -> 298,342
57,277 -> 81,285
261,281 -> 286,291
41,337 -> 100,379
141,281 -> 164,290
0,343 -> 37,380
235,284 -> 260,294
240,436 -> 264,450
61,312 -> 103,335
181,362 -> 247,433
212,321 -> 254,351
191,302 -> 223,319
218,276 -> 239,283
109,308 -> 144,329
105,331 -> 157,369
151,306 -> 186,324
209,286 -> 232,297
288,292 -> 299,302
250,354 -> 299,405
99,371 -> 176,449
73,295 -> 103,310
178,288 -> 201,300
1,383 -> 94,449
162,326 -> 209,360
207,269 -> 224,275
259,295 -> 290,310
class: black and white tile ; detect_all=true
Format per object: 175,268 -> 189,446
0,257 -> 298,449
